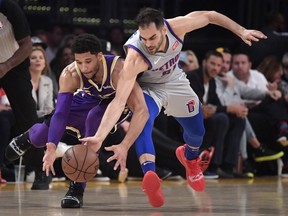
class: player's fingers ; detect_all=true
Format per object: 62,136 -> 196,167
120,162 -> 126,172
114,161 -> 120,170
249,35 -> 259,42
79,137 -> 88,143
50,166 -> 56,176
107,155 -> 116,163
245,40 -> 252,46
104,146 -> 112,152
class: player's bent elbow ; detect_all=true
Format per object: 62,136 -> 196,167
206,10 -> 218,22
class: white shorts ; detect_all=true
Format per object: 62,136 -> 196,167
140,73 -> 200,117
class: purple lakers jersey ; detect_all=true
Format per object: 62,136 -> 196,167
66,55 -> 119,136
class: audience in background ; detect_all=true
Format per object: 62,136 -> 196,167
215,50 -> 284,177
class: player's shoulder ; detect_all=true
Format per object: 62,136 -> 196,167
112,57 -> 124,74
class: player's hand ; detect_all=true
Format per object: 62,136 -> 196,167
80,136 -> 102,153
105,144 -> 129,171
42,142 -> 57,176
240,29 -> 267,46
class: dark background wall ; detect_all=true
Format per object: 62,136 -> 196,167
16,0 -> 288,61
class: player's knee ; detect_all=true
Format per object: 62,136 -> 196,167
29,123 -> 49,147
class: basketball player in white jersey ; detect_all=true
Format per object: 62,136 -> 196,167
82,8 -> 267,207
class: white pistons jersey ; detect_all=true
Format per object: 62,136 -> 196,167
123,19 -> 200,117
124,19 -> 184,84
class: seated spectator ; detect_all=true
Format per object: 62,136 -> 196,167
25,46 -> 54,189
257,55 -> 288,176
228,51 -> 287,175
29,47 -> 54,119
216,47 -> 232,73
179,50 -> 199,73
215,49 -> 284,177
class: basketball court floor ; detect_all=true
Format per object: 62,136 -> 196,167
0,177 -> 287,216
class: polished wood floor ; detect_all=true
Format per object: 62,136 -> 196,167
0,177 -> 287,216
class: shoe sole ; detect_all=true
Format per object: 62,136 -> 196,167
61,196 -> 83,208
142,171 -> 164,207
255,151 -> 284,162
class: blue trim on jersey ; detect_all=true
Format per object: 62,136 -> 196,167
126,44 -> 152,70
164,19 -> 183,44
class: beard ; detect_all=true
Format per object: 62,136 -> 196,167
147,33 -> 165,54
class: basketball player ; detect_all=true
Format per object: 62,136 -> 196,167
5,33 -> 149,208
81,8 -> 267,207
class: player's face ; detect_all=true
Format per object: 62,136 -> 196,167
75,52 -> 102,79
232,54 -> 252,81
29,50 -> 46,73
139,23 -> 166,55
203,55 -> 223,79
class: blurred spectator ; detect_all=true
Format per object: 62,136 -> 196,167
33,29 -> 48,45
100,39 -> 112,54
179,51 -> 190,72
216,47 -> 232,74
107,26 -> 126,56
29,47 -> 54,119
179,50 -> 199,73
31,36 -> 47,50
216,52 -> 284,177
186,50 -> 199,71
59,34 -> 75,48
50,45 -> 74,99
45,23 -> 64,63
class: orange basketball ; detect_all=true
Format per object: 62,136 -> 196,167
62,144 -> 99,182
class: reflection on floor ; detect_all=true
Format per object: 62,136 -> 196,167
0,177 -> 288,216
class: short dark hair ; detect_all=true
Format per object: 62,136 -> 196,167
233,48 -> 251,61
135,7 -> 164,29
204,50 -> 223,61
71,33 -> 102,55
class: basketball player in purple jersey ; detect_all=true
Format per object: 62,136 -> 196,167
81,8 -> 267,207
5,34 -> 149,208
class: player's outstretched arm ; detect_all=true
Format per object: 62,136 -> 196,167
105,82 -> 149,171
170,11 -> 267,46
43,63 -> 80,176
80,49 -> 149,153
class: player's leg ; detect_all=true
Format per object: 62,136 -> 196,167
5,110 -> 56,161
175,103 -> 206,191
134,93 -> 164,207
5,122 -> 49,161
61,104 -> 106,208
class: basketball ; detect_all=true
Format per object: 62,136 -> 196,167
62,144 -> 99,182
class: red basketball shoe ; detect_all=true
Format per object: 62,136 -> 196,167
142,171 -> 164,207
176,145 -> 205,191
199,146 -> 215,172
